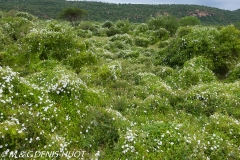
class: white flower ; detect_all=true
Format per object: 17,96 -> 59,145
95,151 -> 100,157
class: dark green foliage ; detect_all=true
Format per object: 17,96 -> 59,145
234,22 -> 240,30
80,107 -> 119,150
179,16 -> 201,26
66,52 -> 97,73
106,26 -> 121,37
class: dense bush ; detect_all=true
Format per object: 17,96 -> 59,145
0,16 -> 33,41
161,25 -> 240,77
172,57 -> 216,89
147,15 -> 179,35
179,16 -> 201,26
22,27 -> 80,61
115,20 -> 131,34
134,37 -> 149,47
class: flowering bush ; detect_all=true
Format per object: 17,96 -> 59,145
22,27 -> 79,61
0,16 -> 33,41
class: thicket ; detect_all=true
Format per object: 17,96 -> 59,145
0,11 -> 240,159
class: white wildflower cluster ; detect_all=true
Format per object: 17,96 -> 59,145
121,129 -> 137,154
0,66 -> 18,100
51,135 -> 70,153
107,61 -> 122,80
30,67 -> 87,99
106,107 -> 127,121
138,72 -> 156,80
93,150 -> 100,160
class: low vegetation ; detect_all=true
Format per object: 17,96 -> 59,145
0,10 -> 240,159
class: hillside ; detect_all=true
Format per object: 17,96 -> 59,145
0,0 -> 240,24
0,11 -> 240,159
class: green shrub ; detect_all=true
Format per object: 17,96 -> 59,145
106,26 -> 120,37
154,66 -> 176,80
115,20 -> 131,34
158,40 -> 169,48
179,16 -> 201,26
155,28 -> 170,40
80,107 -> 119,150
110,33 -> 133,45
96,61 -> 122,84
226,63 -> 240,82
134,37 -> 149,47
117,50 -> 139,59
134,23 -> 148,35
79,21 -> 97,32
162,26 -> 219,67
65,52 -> 97,73
147,15 -> 179,35
106,34 -> 133,52
15,11 -> 37,21
77,29 -> 92,38
176,26 -> 193,37
102,20 -> 113,28
0,17 -> 33,41
22,27 -> 80,61
178,81 -> 240,117
134,72 -> 174,100
162,25 -> 240,77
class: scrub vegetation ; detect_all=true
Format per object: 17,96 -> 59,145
0,10 -> 240,159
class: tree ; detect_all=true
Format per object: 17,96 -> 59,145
59,8 -> 87,25
179,16 -> 201,26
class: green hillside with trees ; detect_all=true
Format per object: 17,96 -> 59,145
1,8 -> 240,159
0,0 -> 240,25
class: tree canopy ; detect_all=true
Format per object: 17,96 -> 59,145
59,7 -> 87,25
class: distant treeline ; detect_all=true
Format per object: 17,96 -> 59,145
0,0 -> 239,24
